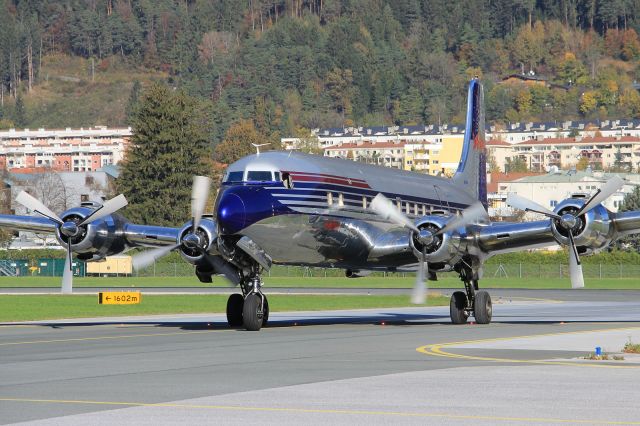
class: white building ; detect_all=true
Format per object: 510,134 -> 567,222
492,171 -> 640,219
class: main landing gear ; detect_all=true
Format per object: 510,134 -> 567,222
226,274 -> 269,331
450,264 -> 492,325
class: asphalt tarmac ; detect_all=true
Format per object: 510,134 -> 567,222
2,290 -> 640,425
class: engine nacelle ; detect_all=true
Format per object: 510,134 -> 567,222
178,218 -> 218,265
58,204 -> 129,262
551,198 -> 617,255
409,215 -> 465,268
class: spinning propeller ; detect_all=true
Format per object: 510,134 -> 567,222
16,191 -> 128,293
507,175 -> 624,289
370,194 -> 487,304
131,176 -> 239,285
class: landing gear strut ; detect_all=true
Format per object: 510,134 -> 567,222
450,263 -> 492,324
225,273 -> 269,331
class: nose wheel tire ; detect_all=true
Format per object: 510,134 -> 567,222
243,293 -> 265,331
226,293 -> 244,327
450,291 -> 469,324
262,296 -> 269,327
473,290 -> 492,324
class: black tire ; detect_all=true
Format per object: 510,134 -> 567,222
474,290 -> 492,324
226,293 -> 244,327
450,291 -> 469,324
243,293 -> 264,331
262,296 -> 269,327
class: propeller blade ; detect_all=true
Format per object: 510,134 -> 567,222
370,193 -> 419,232
79,194 -> 128,226
567,233 -> 585,289
132,244 -> 180,271
576,175 -> 625,216
411,248 -> 427,304
506,193 -> 559,219
191,176 -> 211,232
437,201 -> 488,235
61,244 -> 73,294
16,191 -> 63,225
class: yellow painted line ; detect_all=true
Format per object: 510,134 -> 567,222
417,326 -> 640,369
0,329 -> 230,347
1,398 -> 639,424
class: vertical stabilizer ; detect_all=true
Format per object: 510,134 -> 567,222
452,78 -> 487,209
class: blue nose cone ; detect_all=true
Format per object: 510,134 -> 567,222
217,192 -> 246,234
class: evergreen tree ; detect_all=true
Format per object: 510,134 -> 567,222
617,185 -> 640,251
125,80 -> 142,125
14,95 -> 26,128
117,83 -> 212,226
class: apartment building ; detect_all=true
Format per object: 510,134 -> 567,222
0,126 -> 131,172
489,136 -> 640,172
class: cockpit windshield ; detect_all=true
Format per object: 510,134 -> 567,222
226,171 -> 244,182
225,170 -> 278,183
247,171 -> 273,181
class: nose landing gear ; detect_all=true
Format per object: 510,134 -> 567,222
226,273 -> 269,331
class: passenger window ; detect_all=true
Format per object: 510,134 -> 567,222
274,172 -> 281,182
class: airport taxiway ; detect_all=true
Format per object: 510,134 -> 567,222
2,290 -> 640,425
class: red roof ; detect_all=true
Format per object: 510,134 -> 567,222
516,136 -> 640,146
487,139 -> 511,147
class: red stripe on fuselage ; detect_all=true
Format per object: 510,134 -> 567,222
285,172 -> 371,189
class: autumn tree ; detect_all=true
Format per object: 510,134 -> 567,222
576,156 -> 590,171
505,156 -> 528,173
117,83 -> 211,226
213,119 -> 265,165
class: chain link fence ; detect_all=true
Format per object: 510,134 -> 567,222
5,259 -> 640,279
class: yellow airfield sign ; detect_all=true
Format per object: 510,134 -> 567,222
99,291 -> 141,305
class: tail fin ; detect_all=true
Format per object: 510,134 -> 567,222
452,78 -> 487,209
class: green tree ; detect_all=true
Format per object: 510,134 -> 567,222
505,156 -> 528,173
117,83 -> 211,226
14,95 -> 26,128
125,80 -> 142,125
617,185 -> 640,251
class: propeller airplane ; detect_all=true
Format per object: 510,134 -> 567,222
2,78 -> 640,330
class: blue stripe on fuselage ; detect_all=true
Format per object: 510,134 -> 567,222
217,181 -> 470,234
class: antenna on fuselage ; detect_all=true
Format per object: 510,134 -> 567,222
252,143 -> 270,156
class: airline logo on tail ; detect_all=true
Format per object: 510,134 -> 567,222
473,133 -> 485,150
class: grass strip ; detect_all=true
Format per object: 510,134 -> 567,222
0,294 -> 448,323
2,276 -> 640,289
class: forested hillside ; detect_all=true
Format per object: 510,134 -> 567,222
3,0 -> 640,145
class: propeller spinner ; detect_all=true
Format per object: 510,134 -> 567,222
507,175 -> 624,289
16,191 -> 128,293
370,193 -> 487,304
131,176 -> 238,285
